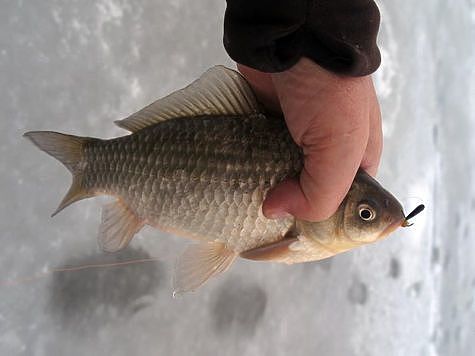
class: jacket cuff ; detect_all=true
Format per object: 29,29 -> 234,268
224,0 -> 381,76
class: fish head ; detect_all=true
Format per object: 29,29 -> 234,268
297,170 -> 405,256
340,169 -> 405,244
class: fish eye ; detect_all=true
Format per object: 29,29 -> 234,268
358,204 -> 376,221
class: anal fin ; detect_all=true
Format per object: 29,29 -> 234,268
99,199 -> 144,253
173,242 -> 237,296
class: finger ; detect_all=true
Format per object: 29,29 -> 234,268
264,112 -> 370,221
262,178 -> 306,219
299,117 -> 369,221
360,83 -> 382,177
236,64 -> 281,112
264,61 -> 371,221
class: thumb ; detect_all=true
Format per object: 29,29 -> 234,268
263,61 -> 371,221
262,119 -> 368,221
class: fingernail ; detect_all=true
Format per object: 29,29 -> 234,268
266,210 -> 293,219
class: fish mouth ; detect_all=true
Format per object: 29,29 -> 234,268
380,217 -> 406,238
381,204 -> 425,236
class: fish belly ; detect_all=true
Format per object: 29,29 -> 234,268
82,114 -> 302,252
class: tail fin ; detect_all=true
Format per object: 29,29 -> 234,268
23,131 -> 93,217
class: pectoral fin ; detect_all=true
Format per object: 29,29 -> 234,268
98,199 -> 144,253
239,237 -> 299,263
173,242 -> 237,296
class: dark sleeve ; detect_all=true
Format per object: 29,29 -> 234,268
223,0 -> 381,76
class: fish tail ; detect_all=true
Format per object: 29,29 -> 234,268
23,131 -> 94,216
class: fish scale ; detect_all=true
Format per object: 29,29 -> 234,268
82,114 -> 302,252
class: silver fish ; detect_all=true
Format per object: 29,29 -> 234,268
24,66 -> 414,294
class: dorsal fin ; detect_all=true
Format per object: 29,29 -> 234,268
115,65 -> 262,132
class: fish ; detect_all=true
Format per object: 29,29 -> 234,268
23,65 -> 422,294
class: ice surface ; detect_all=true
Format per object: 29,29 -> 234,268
1,1 -> 474,355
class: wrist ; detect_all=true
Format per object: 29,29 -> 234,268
272,57 -> 370,89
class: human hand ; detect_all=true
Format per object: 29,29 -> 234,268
238,58 -> 382,221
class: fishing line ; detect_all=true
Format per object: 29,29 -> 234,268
1,257 -> 162,288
